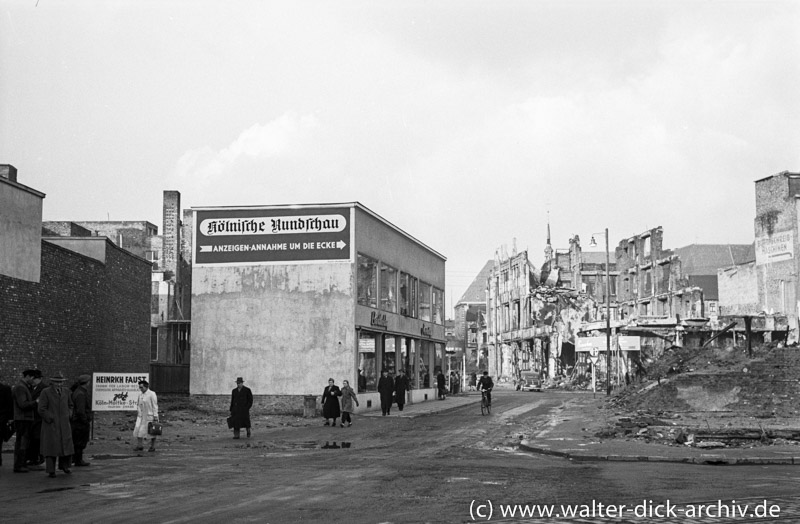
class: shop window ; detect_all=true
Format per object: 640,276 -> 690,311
419,281 -> 432,322
419,341 -> 431,388
358,331 -> 377,391
400,272 -> 418,317
432,287 -> 444,324
380,263 -> 398,313
357,253 -> 378,308
383,336 -> 396,374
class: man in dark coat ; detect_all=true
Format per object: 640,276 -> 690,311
230,377 -> 254,439
70,375 -> 92,466
436,370 -> 447,400
394,369 -> 410,412
12,369 -> 38,473
26,370 -> 44,466
0,376 -> 14,469
38,372 -> 74,478
377,369 -> 394,416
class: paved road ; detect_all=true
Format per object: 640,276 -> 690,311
2,390 -> 800,523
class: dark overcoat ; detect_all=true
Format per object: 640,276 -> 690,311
38,385 -> 74,457
71,384 -> 92,450
322,385 -> 342,419
230,386 -> 253,429
378,375 -> 394,405
394,374 -> 409,406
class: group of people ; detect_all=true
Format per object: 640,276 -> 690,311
0,370 -> 163,477
1,369 -> 92,478
320,368 -> 414,426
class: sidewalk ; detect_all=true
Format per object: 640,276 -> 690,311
366,390 -> 800,465
360,392 -> 478,418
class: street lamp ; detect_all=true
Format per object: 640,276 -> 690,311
589,228 -> 612,395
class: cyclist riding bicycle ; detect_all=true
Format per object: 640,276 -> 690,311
477,371 -> 494,407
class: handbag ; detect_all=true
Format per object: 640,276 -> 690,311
147,421 -> 163,436
226,416 -> 234,429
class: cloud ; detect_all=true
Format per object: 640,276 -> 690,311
170,113 -> 319,184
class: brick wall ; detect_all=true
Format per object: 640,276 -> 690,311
0,239 -> 150,383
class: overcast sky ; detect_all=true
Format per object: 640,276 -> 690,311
2,1 -> 799,316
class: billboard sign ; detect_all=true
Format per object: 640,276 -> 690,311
194,206 -> 353,266
756,231 -> 794,266
92,372 -> 149,412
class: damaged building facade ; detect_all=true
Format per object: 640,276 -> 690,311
719,171 -> 799,342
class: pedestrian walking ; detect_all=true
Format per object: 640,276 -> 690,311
70,374 -> 92,467
454,371 -> 461,395
0,376 -> 13,470
230,377 -> 253,439
378,369 -> 394,416
133,380 -> 159,452
38,372 -> 75,478
394,369 -> 410,411
436,370 -> 447,400
11,369 -> 38,473
469,372 -> 477,392
321,378 -> 342,426
339,380 -> 359,427
26,370 -> 44,467
449,371 -> 456,395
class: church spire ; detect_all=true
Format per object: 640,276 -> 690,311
544,212 -> 553,266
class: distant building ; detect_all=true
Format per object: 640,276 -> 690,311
0,164 -> 151,380
719,170 -> 799,341
42,191 -> 192,392
454,260 -> 492,374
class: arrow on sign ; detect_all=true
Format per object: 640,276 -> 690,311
200,245 -> 212,252
337,240 -> 347,249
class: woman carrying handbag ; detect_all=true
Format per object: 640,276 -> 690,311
133,380 -> 159,452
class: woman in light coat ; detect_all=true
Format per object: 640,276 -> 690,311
339,380 -> 359,427
133,380 -> 159,452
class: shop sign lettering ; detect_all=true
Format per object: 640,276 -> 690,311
756,231 -> 794,265
370,311 -> 388,328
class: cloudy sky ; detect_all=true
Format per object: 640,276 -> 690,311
2,1 -> 799,315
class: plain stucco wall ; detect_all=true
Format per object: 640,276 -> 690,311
191,262 -> 355,395
0,181 -> 43,282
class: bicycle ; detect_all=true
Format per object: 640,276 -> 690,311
480,389 -> 491,416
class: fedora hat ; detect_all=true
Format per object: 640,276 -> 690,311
49,371 -> 66,383
236,377 -> 244,383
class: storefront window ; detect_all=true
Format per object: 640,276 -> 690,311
357,254 -> 378,308
383,336 -> 396,374
419,340 -> 431,388
418,281 -> 432,322
358,331 -> 377,391
432,287 -> 444,324
400,272 -> 417,317
434,343 -> 443,378
380,263 -> 398,313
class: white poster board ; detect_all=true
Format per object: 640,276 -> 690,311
92,372 -> 149,411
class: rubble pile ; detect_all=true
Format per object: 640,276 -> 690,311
595,342 -> 800,448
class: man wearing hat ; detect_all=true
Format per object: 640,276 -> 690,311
70,374 -> 92,467
230,377 -> 253,439
26,370 -> 45,467
38,372 -> 75,477
11,369 -> 39,473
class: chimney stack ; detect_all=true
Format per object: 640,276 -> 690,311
0,164 -> 18,182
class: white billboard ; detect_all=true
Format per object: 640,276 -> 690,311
92,372 -> 149,412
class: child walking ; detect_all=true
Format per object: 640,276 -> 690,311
339,380 -> 359,427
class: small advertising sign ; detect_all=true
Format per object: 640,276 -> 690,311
92,372 -> 149,411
